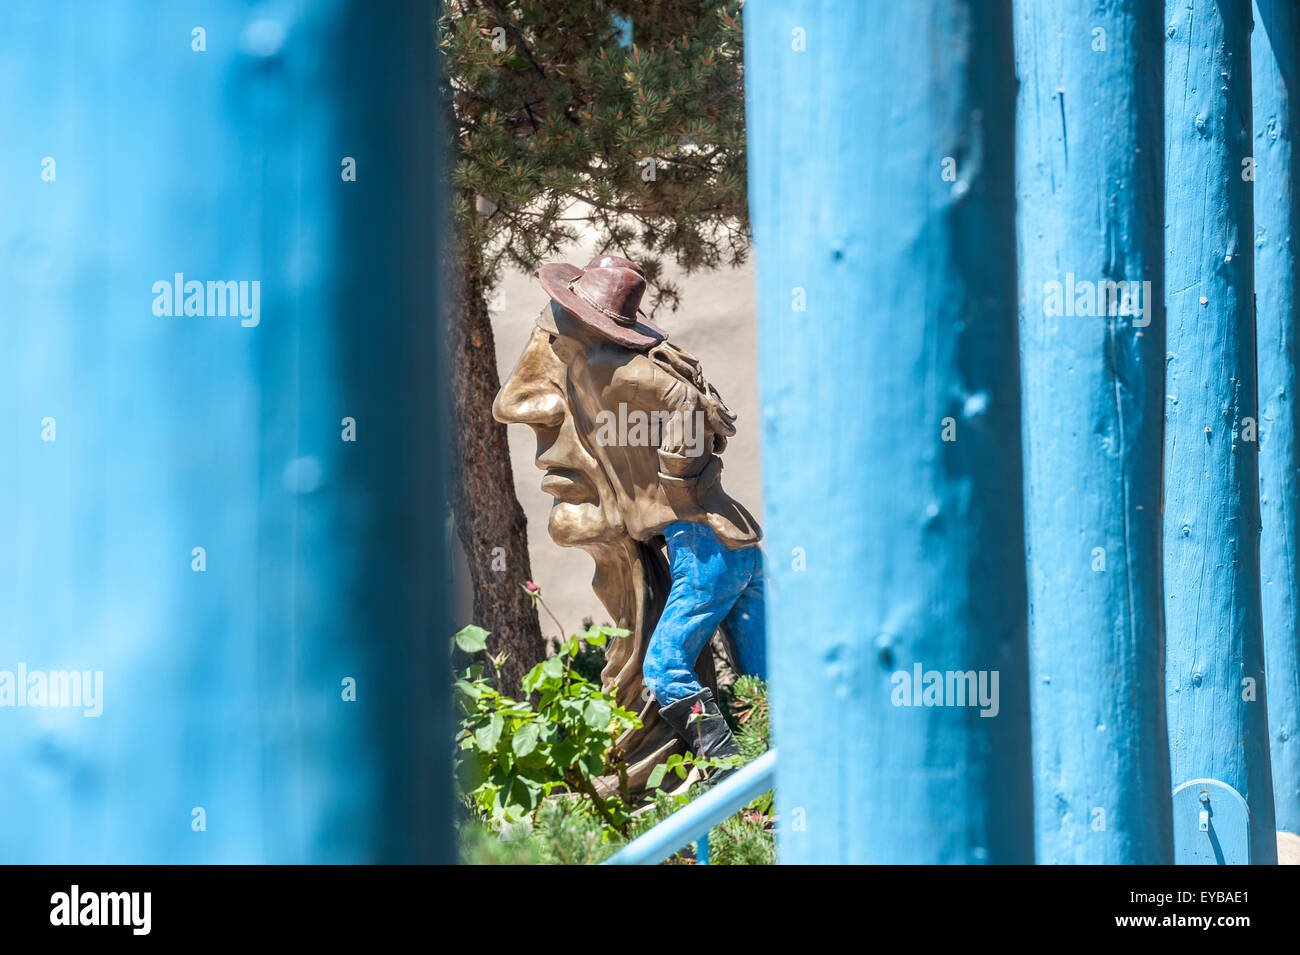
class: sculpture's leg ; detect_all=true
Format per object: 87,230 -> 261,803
642,522 -> 748,706
723,549 -> 768,682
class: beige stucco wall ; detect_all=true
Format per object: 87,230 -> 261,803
452,238 -> 763,640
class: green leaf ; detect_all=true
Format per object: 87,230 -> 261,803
509,775 -> 541,812
522,662 -> 546,694
515,748 -> 549,771
552,739 -> 580,768
558,698 -> 586,721
583,698 -> 612,729
452,678 -> 482,700
646,763 -> 668,789
542,655 -> 565,679
458,751 -> 490,792
512,722 -> 540,757
474,713 -> 504,751
454,625 -> 491,654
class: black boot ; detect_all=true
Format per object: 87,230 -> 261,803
659,688 -> 741,787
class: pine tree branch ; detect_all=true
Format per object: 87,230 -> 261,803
475,0 -> 547,80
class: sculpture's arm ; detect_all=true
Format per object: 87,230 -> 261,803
601,355 -> 726,500
610,350 -> 735,453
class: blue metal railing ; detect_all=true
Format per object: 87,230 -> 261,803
602,749 -> 777,865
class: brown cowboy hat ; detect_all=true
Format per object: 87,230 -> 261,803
537,255 -> 668,350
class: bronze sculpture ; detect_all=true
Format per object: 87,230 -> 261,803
493,255 -> 765,795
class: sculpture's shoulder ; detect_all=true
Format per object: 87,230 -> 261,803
586,342 -> 687,406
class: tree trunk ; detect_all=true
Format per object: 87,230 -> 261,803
447,244 -> 545,695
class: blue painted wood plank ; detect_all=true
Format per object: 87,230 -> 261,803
1013,1 -> 1174,863
1253,0 -> 1300,838
0,0 -> 451,863
1163,0 -> 1278,863
744,0 -> 1033,864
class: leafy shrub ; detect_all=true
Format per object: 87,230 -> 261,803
458,797 -> 629,865
703,809 -> 776,865
725,674 -> 771,757
453,618 -> 775,865
453,623 -> 640,832
549,616 -> 606,686
720,674 -> 774,817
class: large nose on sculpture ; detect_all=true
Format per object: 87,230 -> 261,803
493,332 -> 567,430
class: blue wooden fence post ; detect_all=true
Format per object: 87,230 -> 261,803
1253,0 -> 1300,840
0,0 -> 451,863
1013,2 -> 1174,863
744,0 -> 1033,863
1164,0 -> 1278,863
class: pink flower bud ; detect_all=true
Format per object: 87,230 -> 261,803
524,581 -> 540,594
691,701 -> 703,716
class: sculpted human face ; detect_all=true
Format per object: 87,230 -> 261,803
493,321 -> 625,547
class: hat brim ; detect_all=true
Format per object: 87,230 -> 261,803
537,263 -> 667,350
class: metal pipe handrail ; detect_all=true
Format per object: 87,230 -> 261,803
602,749 -> 777,865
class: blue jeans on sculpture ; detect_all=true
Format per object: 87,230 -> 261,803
643,520 -> 767,706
